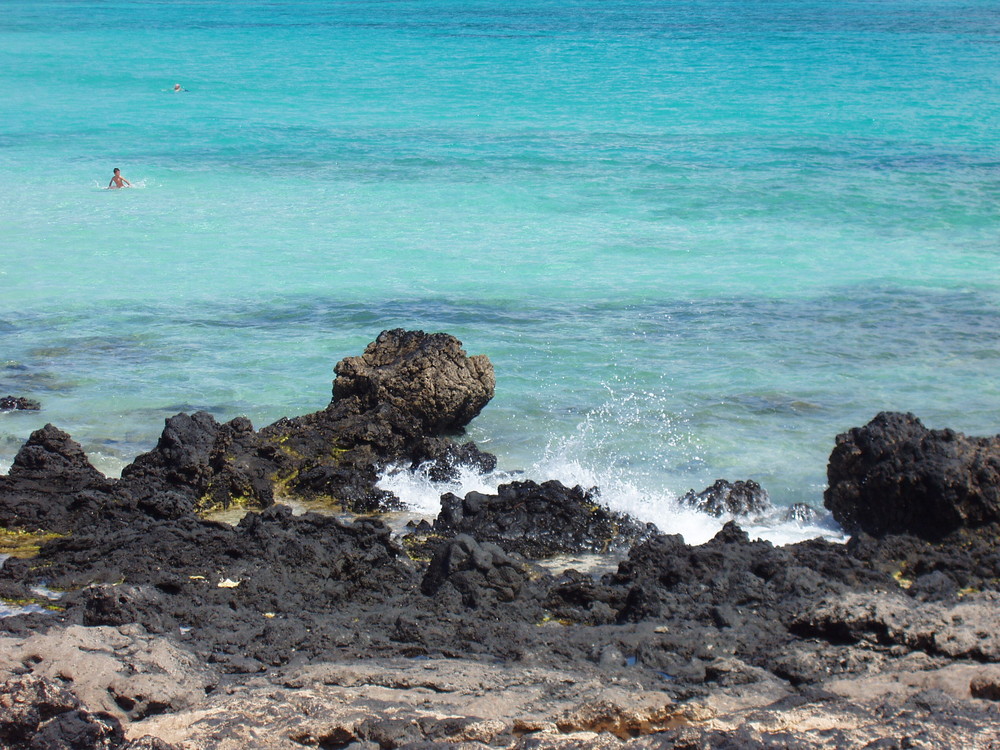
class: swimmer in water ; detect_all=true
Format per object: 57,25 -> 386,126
107,168 -> 131,189
173,83 -> 187,92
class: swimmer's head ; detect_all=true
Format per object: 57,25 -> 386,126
174,83 -> 182,91
113,168 -> 120,175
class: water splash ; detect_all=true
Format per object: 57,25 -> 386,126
379,381 -> 847,547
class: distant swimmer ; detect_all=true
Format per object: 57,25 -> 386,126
173,83 -> 187,92
107,168 -> 131,189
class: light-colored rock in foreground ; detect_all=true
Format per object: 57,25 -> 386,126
2,624 -> 1000,749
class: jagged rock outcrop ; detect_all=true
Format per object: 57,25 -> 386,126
332,328 -> 495,434
0,424 -> 115,532
825,411 -> 1000,540
679,479 -> 771,517
421,534 -> 532,607
0,331 -> 499,525
5,346 -> 1000,749
118,412 -> 275,515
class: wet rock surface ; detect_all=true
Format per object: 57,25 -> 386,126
420,479 -> 656,558
679,479 -> 770,518
0,336 -> 999,748
0,396 -> 40,411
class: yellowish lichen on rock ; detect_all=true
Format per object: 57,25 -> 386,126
536,613 -> 574,627
197,493 -> 257,518
400,533 -> 444,562
0,527 -> 65,559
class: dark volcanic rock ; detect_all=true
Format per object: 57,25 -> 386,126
0,395 -> 40,411
825,411 -> 1000,539
118,412 -> 275,514
680,479 -> 771,517
10,337 -> 1000,750
426,479 -> 654,558
845,528 -> 1000,602
782,503 -> 822,524
416,438 -> 498,482
0,331 -> 494,522
0,424 -> 115,532
0,504 -> 418,671
421,534 -> 532,607
595,523 -> 892,684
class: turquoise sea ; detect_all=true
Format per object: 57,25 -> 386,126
2,0 -> 998,542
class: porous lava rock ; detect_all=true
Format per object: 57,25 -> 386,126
844,528 -> 1000,602
825,411 -> 1000,540
679,479 -> 771,517
426,479 -> 655,558
0,329 -> 498,534
0,424 -> 115,532
332,328 -> 495,434
0,504 -> 418,672
541,522 -> 891,685
6,340 -> 1000,749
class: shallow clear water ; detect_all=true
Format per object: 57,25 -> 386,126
2,0 -> 998,542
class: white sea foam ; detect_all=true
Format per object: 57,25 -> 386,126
92,178 -> 147,190
377,461 -> 519,517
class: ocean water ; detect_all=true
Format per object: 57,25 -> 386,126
1,0 -> 998,544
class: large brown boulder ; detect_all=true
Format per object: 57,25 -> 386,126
332,328 -> 495,434
824,412 -> 1000,540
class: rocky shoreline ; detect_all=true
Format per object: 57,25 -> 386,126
1,330 -> 999,749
